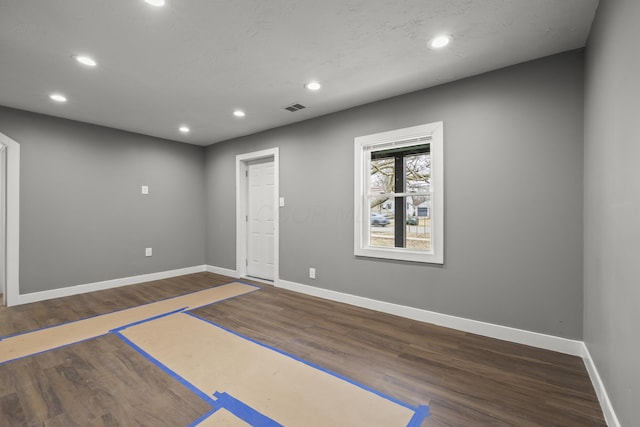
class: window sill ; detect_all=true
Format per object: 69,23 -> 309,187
355,246 -> 443,264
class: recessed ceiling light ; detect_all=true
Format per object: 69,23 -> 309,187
144,0 -> 165,7
305,81 -> 321,91
233,110 -> 246,118
74,55 -> 97,67
179,125 -> 190,133
429,35 -> 451,49
49,93 -> 67,103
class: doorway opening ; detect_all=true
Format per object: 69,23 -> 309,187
236,148 -> 279,283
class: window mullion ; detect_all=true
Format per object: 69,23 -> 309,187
394,154 -> 404,248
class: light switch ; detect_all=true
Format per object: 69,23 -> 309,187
145,247 -> 152,257
141,185 -> 149,195
279,197 -> 285,207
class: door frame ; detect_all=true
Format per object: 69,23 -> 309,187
236,147 -> 279,283
0,143 -> 5,305
0,131 -> 20,306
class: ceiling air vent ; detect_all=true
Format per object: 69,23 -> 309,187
284,103 -> 306,112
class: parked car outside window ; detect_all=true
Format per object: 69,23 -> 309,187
370,212 -> 390,227
406,216 -> 419,225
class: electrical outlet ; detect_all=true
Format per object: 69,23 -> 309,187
145,247 -> 152,257
309,267 -> 316,279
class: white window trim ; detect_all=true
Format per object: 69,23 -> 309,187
354,122 -> 444,264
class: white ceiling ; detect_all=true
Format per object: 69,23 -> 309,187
0,0 -> 599,146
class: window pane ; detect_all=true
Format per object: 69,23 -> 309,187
368,196 -> 431,252
369,198 -> 394,248
405,195 -> 431,252
370,157 -> 394,195
405,152 -> 430,194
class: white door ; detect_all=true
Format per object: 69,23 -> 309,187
246,158 -> 275,280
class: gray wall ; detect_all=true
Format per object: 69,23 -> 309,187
206,50 -> 585,339
584,0 -> 640,425
0,107 -> 206,294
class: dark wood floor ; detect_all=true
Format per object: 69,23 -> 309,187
0,272 -> 606,426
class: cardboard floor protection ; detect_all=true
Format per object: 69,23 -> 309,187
0,282 -> 258,364
119,312 -> 423,427
197,408 -> 251,427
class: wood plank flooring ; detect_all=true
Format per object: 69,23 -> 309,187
0,272 -> 606,426
0,334 -> 210,426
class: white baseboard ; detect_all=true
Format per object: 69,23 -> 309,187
582,344 -> 621,427
277,279 -> 584,357
17,264 -> 239,306
204,265 -> 239,278
18,265 -> 207,305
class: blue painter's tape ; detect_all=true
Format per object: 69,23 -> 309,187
109,306 -> 187,333
0,334 -> 108,366
184,311 -> 430,423
113,330 -> 216,407
406,405 -> 431,427
212,391 -> 283,427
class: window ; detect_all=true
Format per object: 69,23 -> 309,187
354,122 -> 443,264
